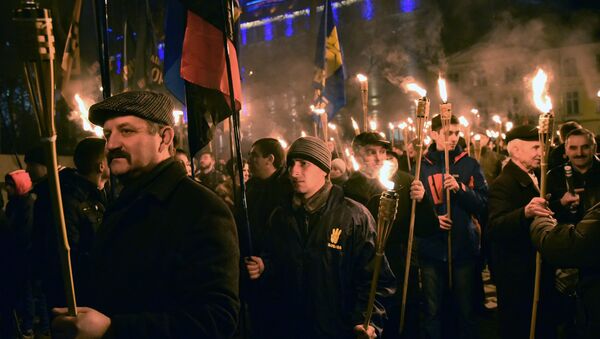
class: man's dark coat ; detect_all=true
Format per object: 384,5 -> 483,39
84,159 -> 240,338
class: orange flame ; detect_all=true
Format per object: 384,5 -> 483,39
437,76 -> 448,103
458,116 -> 469,127
356,74 -> 368,83
406,83 -> 427,97
73,94 -> 103,137
532,69 -> 552,113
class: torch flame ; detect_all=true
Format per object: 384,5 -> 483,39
328,123 -> 337,131
369,119 -> 378,131
492,114 -> 501,125
356,73 -> 368,83
351,117 -> 360,131
278,138 -> 288,149
458,116 -> 469,127
344,148 -> 351,157
505,121 -> 513,132
73,94 -> 103,137
474,134 -> 481,141
388,122 -> 394,130
172,110 -> 184,125
301,130 -> 307,137
407,117 -> 414,125
399,122 -> 407,130
350,155 -> 360,171
437,76 -> 448,103
378,160 -> 395,190
406,83 -> 427,98
470,108 -> 479,115
532,69 -> 553,113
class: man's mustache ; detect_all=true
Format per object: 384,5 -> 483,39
107,150 -> 131,163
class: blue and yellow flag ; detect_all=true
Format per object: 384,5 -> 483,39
313,0 -> 346,119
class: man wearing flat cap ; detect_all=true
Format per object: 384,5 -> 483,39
343,132 -> 438,338
52,91 -> 240,338
487,124 -> 557,338
245,136 -> 395,339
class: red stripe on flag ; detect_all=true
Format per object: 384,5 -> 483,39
181,10 -> 242,109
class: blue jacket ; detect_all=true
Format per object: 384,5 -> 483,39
416,144 -> 488,263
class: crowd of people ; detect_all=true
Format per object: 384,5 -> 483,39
0,91 -> 598,339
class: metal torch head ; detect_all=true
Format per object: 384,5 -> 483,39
440,103 -> 452,121
378,190 -> 400,223
538,111 -> 554,145
13,1 -> 55,62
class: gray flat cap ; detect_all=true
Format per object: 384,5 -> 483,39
89,91 -> 174,126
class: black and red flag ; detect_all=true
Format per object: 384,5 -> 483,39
165,0 -> 242,157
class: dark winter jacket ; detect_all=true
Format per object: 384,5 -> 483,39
416,144 -> 488,263
31,168 -> 107,309
259,184 -> 395,339
488,159 -> 556,338
244,166 -> 291,255
531,203 -> 600,339
343,170 -> 438,281
546,156 -> 600,224
83,159 -> 240,338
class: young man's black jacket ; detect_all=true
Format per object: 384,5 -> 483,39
258,183 -> 395,339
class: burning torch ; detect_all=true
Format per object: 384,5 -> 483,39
351,117 -> 361,136
399,122 -> 410,172
438,76 -> 453,289
399,88 -> 430,332
13,0 -> 77,316
363,161 -> 400,331
530,68 -> 554,339
357,74 -> 369,132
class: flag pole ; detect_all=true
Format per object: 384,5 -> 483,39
93,0 -> 111,99
220,0 -> 253,256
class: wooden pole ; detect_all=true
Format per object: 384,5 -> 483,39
530,111 -> 554,339
399,96 -> 429,332
440,102 -> 453,289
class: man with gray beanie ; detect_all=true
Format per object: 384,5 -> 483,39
245,136 -> 395,339
52,91 -> 240,338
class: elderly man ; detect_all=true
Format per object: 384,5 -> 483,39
52,91 -> 240,338
246,136 -> 394,339
488,125 -> 557,339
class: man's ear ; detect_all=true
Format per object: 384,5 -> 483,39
97,160 -> 105,174
266,154 -> 275,165
159,127 -> 175,152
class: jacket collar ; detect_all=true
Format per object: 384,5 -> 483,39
425,143 -> 466,165
504,159 -> 537,188
114,158 -> 186,207
292,180 -> 333,214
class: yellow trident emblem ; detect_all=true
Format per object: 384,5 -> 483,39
330,228 -> 342,246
